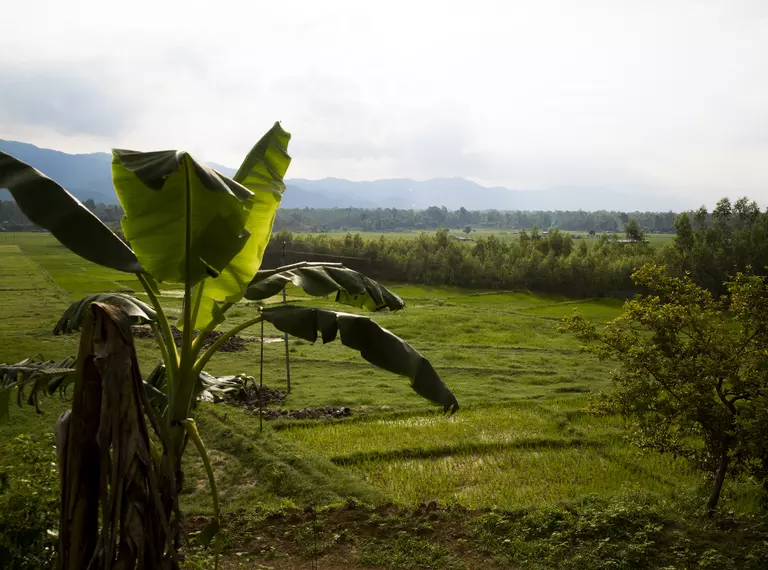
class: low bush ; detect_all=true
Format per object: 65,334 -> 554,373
472,492 -> 768,569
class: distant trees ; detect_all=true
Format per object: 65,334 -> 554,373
2,198 -> 690,236
6,193 -> 768,300
0,199 -> 123,229
0,200 -> 31,229
664,197 -> 768,295
563,265 -> 768,514
624,218 -> 645,242
269,228 -> 655,296
271,207 -> 680,234
265,195 -> 768,299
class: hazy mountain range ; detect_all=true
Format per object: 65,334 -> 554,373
0,139 -> 692,212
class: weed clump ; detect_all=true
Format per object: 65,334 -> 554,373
472,492 -> 768,569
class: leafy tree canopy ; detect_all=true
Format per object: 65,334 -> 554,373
562,264 -> 768,514
624,218 -> 645,242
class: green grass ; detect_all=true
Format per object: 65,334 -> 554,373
0,242 -> 80,363
179,404 -> 383,513
1,232 -> 764,569
276,401 -> 713,511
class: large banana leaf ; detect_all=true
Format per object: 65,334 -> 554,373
0,151 -> 142,273
112,149 -> 253,288
246,262 -> 404,311
0,356 -> 76,422
194,123 -> 292,329
260,305 -> 458,413
54,293 -> 157,334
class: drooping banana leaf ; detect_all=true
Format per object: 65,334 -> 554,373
197,371 -> 248,403
0,151 -> 142,273
54,293 -> 157,334
260,305 -> 458,413
246,262 -> 405,311
0,356 -> 77,422
144,363 -> 246,408
193,122 -> 292,329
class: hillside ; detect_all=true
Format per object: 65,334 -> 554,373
0,139 -> 694,211
0,140 -> 116,203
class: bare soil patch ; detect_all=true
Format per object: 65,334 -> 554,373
132,324 -> 282,353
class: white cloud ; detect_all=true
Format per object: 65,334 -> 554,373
1,0 -> 767,206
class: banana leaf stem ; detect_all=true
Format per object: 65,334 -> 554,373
138,273 -> 179,381
182,418 -> 220,569
193,315 -> 264,376
149,323 -> 171,376
189,302 -> 234,358
255,260 -> 343,278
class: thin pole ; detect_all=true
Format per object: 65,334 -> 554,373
259,319 -> 264,432
282,241 -> 291,393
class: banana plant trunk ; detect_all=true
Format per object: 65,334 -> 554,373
55,320 -> 101,570
56,303 -> 179,570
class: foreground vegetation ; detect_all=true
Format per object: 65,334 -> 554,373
1,233 -> 766,568
1,131 -> 464,569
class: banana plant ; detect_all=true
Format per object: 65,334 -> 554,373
0,123 -> 458,567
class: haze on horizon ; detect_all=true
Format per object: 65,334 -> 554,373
1,0 -> 767,208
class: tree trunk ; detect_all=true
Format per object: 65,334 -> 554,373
707,448 -> 730,516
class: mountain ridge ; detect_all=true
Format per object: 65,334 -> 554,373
0,139 -> 691,211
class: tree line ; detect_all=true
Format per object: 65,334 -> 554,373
4,196 -> 767,298
265,198 -> 768,298
267,227 -> 656,297
273,206 -> 682,233
0,198 -> 123,231
0,198 -> 720,236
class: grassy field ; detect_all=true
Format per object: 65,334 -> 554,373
1,232 -> 764,569
303,228 -> 677,249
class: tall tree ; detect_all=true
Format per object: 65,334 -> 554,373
563,264 -> 768,514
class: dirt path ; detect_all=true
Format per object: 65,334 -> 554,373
187,504 -> 508,570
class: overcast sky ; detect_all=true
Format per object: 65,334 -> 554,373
1,0 -> 767,206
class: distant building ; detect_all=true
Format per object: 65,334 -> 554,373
450,234 -> 474,242
571,234 -> 582,239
